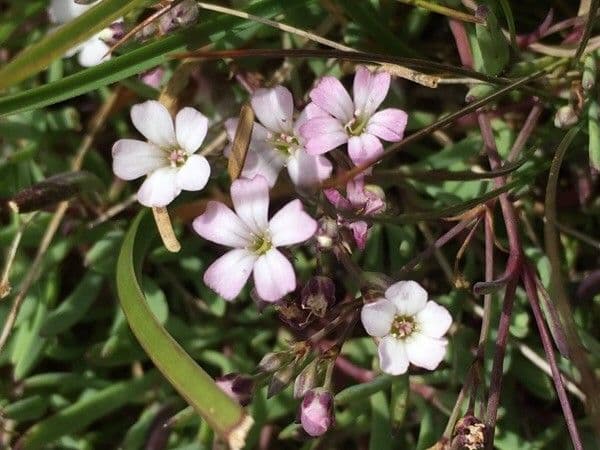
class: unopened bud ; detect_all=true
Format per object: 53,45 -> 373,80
300,388 -> 335,437
316,217 -> 338,249
258,351 -> 289,373
554,105 -> 579,129
215,373 -> 253,406
583,53 -> 597,91
99,21 -> 125,46
452,414 -> 485,450
300,276 -> 335,318
293,360 -> 318,399
268,364 -> 296,398
159,0 -> 199,34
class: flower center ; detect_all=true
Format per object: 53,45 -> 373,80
344,111 -> 369,136
167,148 -> 188,168
390,315 -> 416,339
268,132 -> 300,157
249,233 -> 272,255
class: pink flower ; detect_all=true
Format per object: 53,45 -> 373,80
300,66 -> 408,166
300,388 -> 335,437
193,175 -> 317,302
225,86 -> 332,189
112,101 -> 211,207
361,281 -> 452,375
324,176 -> 385,249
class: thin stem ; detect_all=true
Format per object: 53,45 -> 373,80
573,0 -> 600,63
522,265 -> 583,450
507,101 -> 544,162
395,0 -> 484,24
477,210 -> 495,350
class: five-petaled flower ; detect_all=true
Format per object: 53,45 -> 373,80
48,0 -> 124,67
324,176 -> 385,249
112,100 -> 211,207
193,175 -> 317,302
300,66 -> 408,166
225,86 -> 332,189
361,280 -> 452,375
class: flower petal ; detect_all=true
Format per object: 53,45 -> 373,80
360,298 -> 396,337
136,167 -> 179,207
269,199 -> 317,247
176,154 -> 210,191
131,100 -> 176,147
309,76 -> 354,122
378,336 -> 409,375
323,188 -> 352,211
253,249 -> 296,302
347,134 -> 383,166
416,301 -> 452,338
231,176 -> 270,234
300,117 -> 348,155
77,37 -> 110,67
112,139 -> 165,180
294,102 -> 329,137
367,108 -> 408,142
251,86 -> 294,134
385,280 -> 428,316
347,220 -> 369,250
286,150 -> 332,188
203,249 -> 257,301
405,333 -> 448,370
353,66 -> 390,118
49,0 -> 94,23
175,107 -> 208,153
193,201 -> 252,247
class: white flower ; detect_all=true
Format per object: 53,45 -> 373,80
361,280 -> 452,375
112,101 -> 211,207
48,0 -> 123,67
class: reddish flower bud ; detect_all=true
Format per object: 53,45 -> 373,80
293,360 -> 318,399
215,373 -> 253,406
300,388 -> 335,437
300,276 -> 335,318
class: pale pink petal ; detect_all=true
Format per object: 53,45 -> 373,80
405,334 -> 448,370
323,189 -> 352,210
136,167 -> 179,207
251,86 -> 294,134
203,249 -> 257,301
175,107 -> 208,154
253,249 -> 296,302
269,199 -> 317,247
112,139 -> 165,180
346,176 -> 367,206
385,280 -> 428,316
347,220 -> 369,250
77,37 -> 110,67
378,336 -> 409,375
286,150 -> 332,188
49,0 -> 94,23
224,118 -> 269,144
347,134 -> 383,166
231,176 -> 270,234
241,146 -> 286,188
294,102 -> 329,136
131,101 -> 176,148
193,201 -> 252,247
353,66 -> 390,118
360,298 -> 396,337
416,301 -> 452,338
176,154 -> 210,191
366,108 -> 408,142
309,76 -> 354,122
301,117 -> 348,155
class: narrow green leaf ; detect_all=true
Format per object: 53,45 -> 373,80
474,3 -> 509,75
390,374 -> 410,430
369,391 -> 392,450
588,100 -> 600,170
336,375 -> 393,405
115,211 -> 251,446
0,0 -> 151,89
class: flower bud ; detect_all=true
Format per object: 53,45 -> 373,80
267,364 -> 296,398
300,276 -> 335,318
452,414 -> 485,450
215,373 -> 253,406
158,0 -> 199,34
300,388 -> 335,437
293,360 -> 318,399
554,105 -> 579,129
258,351 -> 289,373
316,217 -> 338,249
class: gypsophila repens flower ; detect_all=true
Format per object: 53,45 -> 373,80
193,175 -> 317,302
300,66 -> 408,166
112,101 -> 211,207
361,280 -> 452,375
225,86 -> 332,189
48,0 -> 124,67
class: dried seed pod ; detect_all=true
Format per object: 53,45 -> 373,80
452,414 -> 486,450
